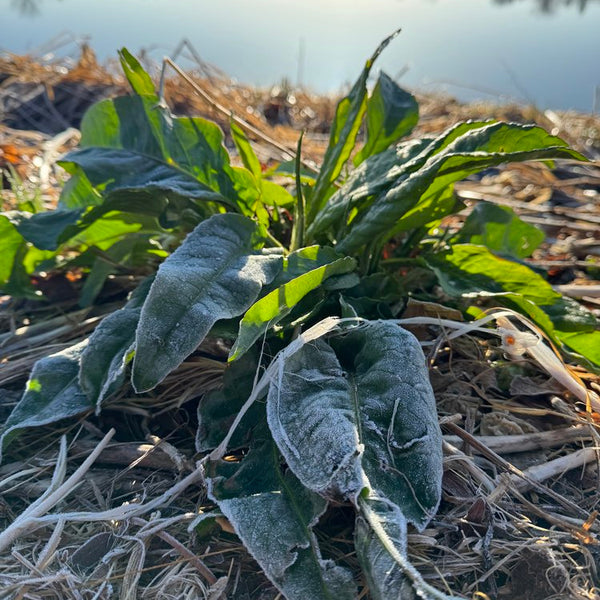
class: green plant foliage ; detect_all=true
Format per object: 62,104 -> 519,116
13,208 -> 85,251
207,434 -> 357,600
230,246 -> 356,361
333,122 -> 586,253
119,47 -> 156,96
452,201 -> 544,258
355,497 -> 461,600
355,71 -> 418,165
79,277 -> 153,410
230,120 -> 262,179
64,97 -> 241,209
2,37 -> 599,600
427,244 -> 600,365
132,213 -> 282,392
0,216 -> 26,287
307,30 -> 400,221
196,350 -> 260,452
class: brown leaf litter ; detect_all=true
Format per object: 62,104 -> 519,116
1,43 -> 600,599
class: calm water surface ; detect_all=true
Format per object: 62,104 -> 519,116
3,0 -> 600,112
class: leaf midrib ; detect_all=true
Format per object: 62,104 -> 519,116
74,146 -> 231,202
348,372 -> 364,451
272,443 -> 338,600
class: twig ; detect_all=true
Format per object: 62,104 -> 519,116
442,441 -> 495,494
161,57 -> 295,162
131,516 -> 217,585
0,429 -> 115,553
443,425 -> 593,454
14,463 -> 205,527
70,440 -> 186,472
510,446 -> 599,493
554,284 -> 600,299
443,421 -> 588,519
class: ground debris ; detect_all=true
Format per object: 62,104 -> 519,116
2,42 -> 600,600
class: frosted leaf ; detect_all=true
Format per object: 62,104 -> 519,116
132,213 -> 282,392
356,495 -> 461,600
0,341 -> 91,462
266,320 -> 443,530
79,277 -> 152,411
206,436 -> 356,600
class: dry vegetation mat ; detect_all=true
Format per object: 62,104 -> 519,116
1,36 -> 600,600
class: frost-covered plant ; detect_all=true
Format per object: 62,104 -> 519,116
1,34 -> 598,599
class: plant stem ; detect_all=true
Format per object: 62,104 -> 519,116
358,497 -> 456,600
290,132 -> 305,252
264,229 -> 286,250
380,256 -> 428,268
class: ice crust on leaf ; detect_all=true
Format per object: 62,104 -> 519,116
266,320 -> 443,530
132,213 -> 282,392
79,277 -> 153,411
206,435 -> 356,600
0,341 -> 91,463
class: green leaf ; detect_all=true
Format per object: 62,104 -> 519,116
0,217 -> 56,297
307,31 -> 400,222
355,72 -> 418,165
118,48 -> 156,96
78,235 -> 156,307
0,215 -> 26,287
230,120 -> 262,179
62,207 -> 161,254
356,496 -> 460,600
61,94 -> 259,214
206,434 -> 356,600
454,201 -> 544,258
61,147 -> 231,208
427,244 -> 600,367
58,163 -> 103,209
555,330 -> 600,368
266,320 -> 443,529
196,350 -> 261,452
307,122 -> 488,240
0,341 -> 92,463
427,244 -> 557,305
272,160 -> 317,185
131,214 -> 282,392
390,185 -> 461,234
230,248 -> 357,361
331,122 -> 585,253
79,277 -> 153,409
261,179 -> 294,206
12,208 -> 85,251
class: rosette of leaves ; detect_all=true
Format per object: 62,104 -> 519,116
2,32 -> 599,599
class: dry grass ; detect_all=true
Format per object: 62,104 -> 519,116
2,305 -> 600,599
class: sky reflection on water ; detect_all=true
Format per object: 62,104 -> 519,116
4,0 -> 600,112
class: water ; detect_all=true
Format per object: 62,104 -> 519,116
3,0 -> 600,112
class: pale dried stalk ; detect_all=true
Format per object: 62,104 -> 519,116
443,425 -> 592,454
442,441 -> 495,493
511,446 -> 600,492
399,309 -> 600,413
0,429 -> 115,553
14,469 -> 203,527
497,316 -> 600,412
555,284 -> 600,298
131,516 -> 217,585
